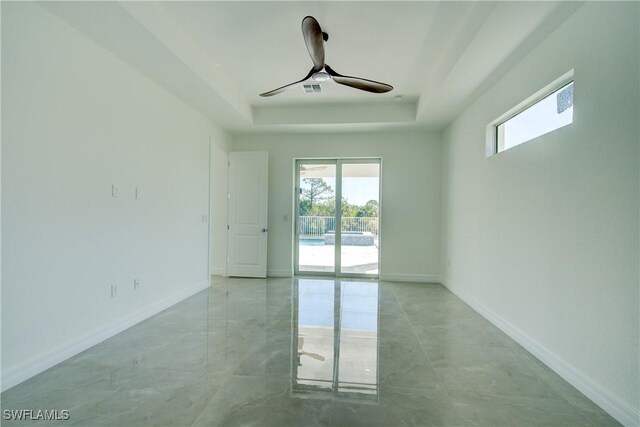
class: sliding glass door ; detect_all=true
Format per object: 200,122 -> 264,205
295,159 -> 381,277
339,162 -> 380,275
296,161 -> 337,273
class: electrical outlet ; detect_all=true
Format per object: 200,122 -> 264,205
111,285 -> 119,298
112,184 -> 120,198
134,279 -> 141,290
135,186 -> 142,199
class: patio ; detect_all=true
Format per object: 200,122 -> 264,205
298,240 -> 379,275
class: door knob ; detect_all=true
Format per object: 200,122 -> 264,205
262,228 -> 268,233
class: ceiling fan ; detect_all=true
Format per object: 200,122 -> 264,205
260,16 -> 393,97
300,165 -> 327,171
297,337 -> 326,366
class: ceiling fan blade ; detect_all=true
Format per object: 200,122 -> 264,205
302,16 -> 325,72
325,65 -> 393,94
301,166 -> 327,172
301,351 -> 326,361
259,67 -> 316,97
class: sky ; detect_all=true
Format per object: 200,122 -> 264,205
503,82 -> 574,150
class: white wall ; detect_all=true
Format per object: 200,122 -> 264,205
233,131 -> 442,280
441,2 -> 639,425
1,3 -> 231,389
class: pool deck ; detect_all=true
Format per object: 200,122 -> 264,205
298,241 -> 379,274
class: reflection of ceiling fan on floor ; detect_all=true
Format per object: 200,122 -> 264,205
300,165 -> 327,172
297,337 -> 325,366
260,16 -> 393,97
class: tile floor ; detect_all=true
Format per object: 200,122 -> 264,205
1,277 -> 621,426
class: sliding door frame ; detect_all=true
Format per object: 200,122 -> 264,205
294,158 -> 382,279
294,159 -> 337,278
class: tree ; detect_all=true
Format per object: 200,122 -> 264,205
298,198 -> 312,216
341,198 -> 357,218
356,200 -> 379,217
309,199 -> 335,217
301,178 -> 334,209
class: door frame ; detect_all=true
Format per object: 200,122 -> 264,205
293,158 -> 382,279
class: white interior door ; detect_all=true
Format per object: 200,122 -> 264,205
227,151 -> 268,278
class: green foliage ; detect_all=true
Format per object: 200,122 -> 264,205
357,200 -> 379,217
298,199 -> 312,217
310,198 -> 335,216
301,178 -> 334,209
299,179 -> 379,235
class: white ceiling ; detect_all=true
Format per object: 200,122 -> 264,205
42,1 -> 583,134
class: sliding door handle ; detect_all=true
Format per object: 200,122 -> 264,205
262,228 -> 268,233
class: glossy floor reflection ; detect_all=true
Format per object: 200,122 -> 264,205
1,277 -> 620,426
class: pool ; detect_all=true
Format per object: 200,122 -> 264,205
299,238 -> 325,246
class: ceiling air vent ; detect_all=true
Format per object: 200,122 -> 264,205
303,84 -> 322,93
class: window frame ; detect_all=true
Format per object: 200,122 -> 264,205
486,70 -> 574,157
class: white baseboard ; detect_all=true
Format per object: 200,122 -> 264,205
1,280 -> 210,393
210,268 -> 224,276
267,269 -> 293,278
440,277 -> 639,427
379,273 -> 441,283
